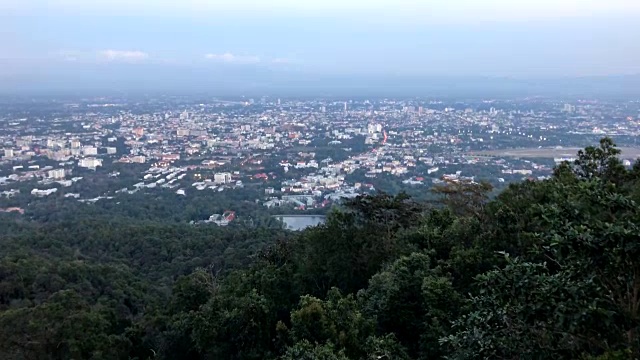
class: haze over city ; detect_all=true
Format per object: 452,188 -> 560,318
2,0 -> 640,94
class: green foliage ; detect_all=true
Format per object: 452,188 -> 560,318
280,340 -> 349,360
293,192 -> 421,297
442,257 -> 619,360
289,288 -> 375,358
572,137 -> 627,182
359,253 -> 429,357
431,179 -> 493,217
170,268 -> 217,313
2,137 -> 640,360
191,288 -> 275,360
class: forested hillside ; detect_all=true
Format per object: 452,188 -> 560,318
1,138 -> 639,359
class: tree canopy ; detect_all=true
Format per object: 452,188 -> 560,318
1,137 -> 640,359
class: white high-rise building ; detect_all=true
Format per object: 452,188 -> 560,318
213,172 -> 232,184
4,149 -> 14,158
48,169 -> 66,179
367,124 -> 382,134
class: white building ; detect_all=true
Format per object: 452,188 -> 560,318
3,149 -> 14,158
367,123 -> 382,134
47,169 -> 66,180
213,172 -> 232,184
70,139 -> 81,148
78,158 -> 103,169
31,188 -> 58,197
554,157 -> 577,164
1,189 -> 19,197
83,146 -> 98,156
131,155 -> 146,163
106,147 -> 117,155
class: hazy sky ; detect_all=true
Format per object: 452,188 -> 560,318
2,0 -> 640,91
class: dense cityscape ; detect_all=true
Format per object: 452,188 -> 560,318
1,95 -> 640,227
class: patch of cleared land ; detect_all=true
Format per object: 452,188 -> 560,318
469,147 -> 640,159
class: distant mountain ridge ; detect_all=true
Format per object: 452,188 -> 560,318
3,63 -> 639,97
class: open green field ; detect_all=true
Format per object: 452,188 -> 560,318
468,147 -> 640,159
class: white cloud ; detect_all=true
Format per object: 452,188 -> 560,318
98,50 -> 149,63
205,53 -> 260,64
51,49 -> 151,63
